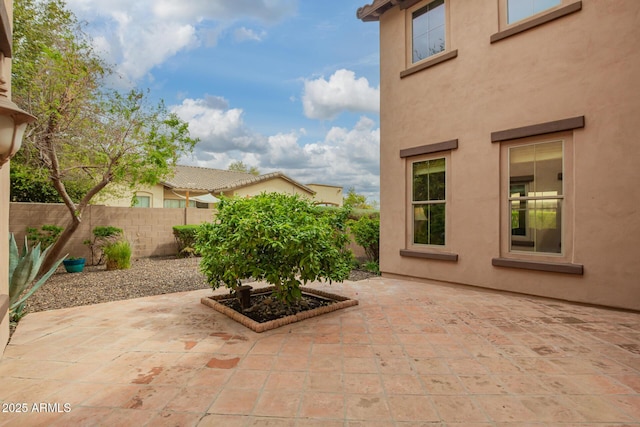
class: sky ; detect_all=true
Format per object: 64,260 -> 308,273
64,0 -> 382,204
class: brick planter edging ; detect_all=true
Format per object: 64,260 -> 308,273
200,286 -> 359,333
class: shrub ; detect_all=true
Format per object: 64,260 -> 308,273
25,224 -> 63,248
9,234 -> 66,323
173,225 -> 201,257
103,240 -> 132,270
83,226 -> 123,265
364,261 -> 381,275
349,215 -> 380,263
196,193 -> 353,304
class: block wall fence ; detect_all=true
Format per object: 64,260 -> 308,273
9,203 -> 366,262
9,203 -> 217,260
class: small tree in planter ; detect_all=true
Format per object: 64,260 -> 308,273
196,193 -> 353,304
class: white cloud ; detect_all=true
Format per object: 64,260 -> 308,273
65,0 -> 297,83
302,69 -> 380,120
170,97 -> 268,155
175,94 -> 380,200
234,27 -> 267,42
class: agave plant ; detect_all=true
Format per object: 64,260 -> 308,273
9,234 -> 66,323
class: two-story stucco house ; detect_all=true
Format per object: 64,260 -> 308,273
358,0 -> 640,310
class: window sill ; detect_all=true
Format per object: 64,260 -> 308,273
400,50 -> 458,79
492,257 -> 583,275
400,249 -> 458,262
490,1 -> 582,44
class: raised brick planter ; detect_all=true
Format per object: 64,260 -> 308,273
201,286 -> 358,333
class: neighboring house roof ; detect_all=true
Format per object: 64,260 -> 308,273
162,165 -> 255,192
217,172 -> 315,195
306,183 -> 343,189
162,165 -> 315,195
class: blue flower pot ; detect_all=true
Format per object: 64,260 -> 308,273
63,258 -> 85,273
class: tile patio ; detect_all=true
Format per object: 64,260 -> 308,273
0,277 -> 638,426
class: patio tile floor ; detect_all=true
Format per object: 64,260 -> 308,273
0,277 -> 638,426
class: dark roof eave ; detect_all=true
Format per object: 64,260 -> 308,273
357,0 -> 398,22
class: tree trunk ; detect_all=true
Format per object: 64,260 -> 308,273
40,216 -> 81,273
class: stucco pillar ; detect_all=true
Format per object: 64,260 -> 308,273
1,161 -> 10,353
0,0 -> 13,355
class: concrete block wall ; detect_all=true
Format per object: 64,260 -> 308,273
9,203 -> 368,263
9,203 -> 218,260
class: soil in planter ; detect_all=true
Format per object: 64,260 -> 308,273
219,291 -> 336,324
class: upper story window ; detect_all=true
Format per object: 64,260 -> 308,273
507,0 -> 561,24
412,0 -> 445,63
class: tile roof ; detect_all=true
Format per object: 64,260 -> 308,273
162,165 -> 254,191
217,172 -> 315,195
162,165 -> 315,195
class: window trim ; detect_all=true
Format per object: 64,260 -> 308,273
491,1 -> 582,44
494,129 -> 583,274
492,257 -> 583,274
401,50 -> 458,79
402,141 -> 458,260
491,116 -> 584,142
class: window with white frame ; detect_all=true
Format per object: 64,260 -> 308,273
412,0 -> 445,63
412,158 -> 446,245
507,0 -> 560,24
508,140 -> 563,254
133,194 -> 151,208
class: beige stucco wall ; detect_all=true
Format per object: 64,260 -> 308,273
1,163 -> 9,352
98,184 -> 166,208
307,184 -> 343,206
378,0 -> 640,310
1,0 -> 12,353
231,178 -> 314,200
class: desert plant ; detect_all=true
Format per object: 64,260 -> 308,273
83,226 -> 123,265
9,234 -> 66,323
25,224 -> 63,248
349,215 -> 380,262
196,193 -> 353,304
103,240 -> 132,270
173,225 -> 201,257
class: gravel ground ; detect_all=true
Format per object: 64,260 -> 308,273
25,256 -> 376,314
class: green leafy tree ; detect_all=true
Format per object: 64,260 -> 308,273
196,193 -> 353,304
228,160 -> 260,176
349,215 -> 380,263
343,187 -> 373,209
12,0 -> 198,271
